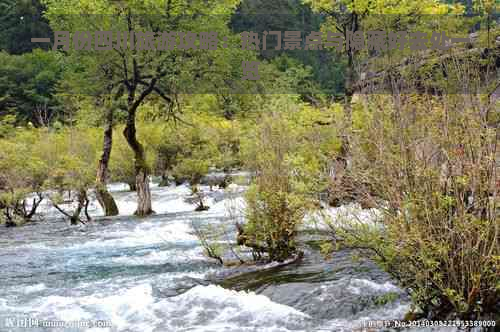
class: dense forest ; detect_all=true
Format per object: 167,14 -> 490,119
0,0 -> 499,330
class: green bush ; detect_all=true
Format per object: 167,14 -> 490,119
240,98 -> 332,262
332,93 -> 499,320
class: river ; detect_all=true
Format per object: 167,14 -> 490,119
0,181 -> 450,332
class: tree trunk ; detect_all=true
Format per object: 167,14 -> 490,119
134,166 -> 153,216
127,181 -> 137,191
340,14 -> 358,172
158,172 -> 170,187
123,105 -> 153,216
96,108 -> 119,216
344,52 -> 354,127
73,189 -> 90,225
52,189 -> 89,225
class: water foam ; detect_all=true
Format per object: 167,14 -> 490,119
23,283 -> 47,294
157,284 -> 311,331
303,203 -> 383,231
347,278 -> 401,295
18,283 -> 310,332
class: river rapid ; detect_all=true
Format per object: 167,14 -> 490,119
0,181 -> 454,332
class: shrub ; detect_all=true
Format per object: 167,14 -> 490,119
42,128 -> 99,224
0,129 -> 48,226
240,98 -> 329,262
333,93 -> 499,320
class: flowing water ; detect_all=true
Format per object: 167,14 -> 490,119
0,182 -> 429,332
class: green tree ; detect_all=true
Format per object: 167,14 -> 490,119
0,0 -> 53,54
304,0 -> 463,118
0,50 -> 63,126
43,0 -> 248,216
230,0 -> 344,96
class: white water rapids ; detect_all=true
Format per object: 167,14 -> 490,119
0,181 -> 467,331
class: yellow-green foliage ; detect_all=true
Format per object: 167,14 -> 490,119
0,129 -> 48,190
241,96 -> 341,261
42,128 -> 99,194
168,112 -> 229,184
340,93 -> 499,320
108,126 -> 136,187
0,130 -> 48,224
0,127 -> 100,223
132,103 -> 244,185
